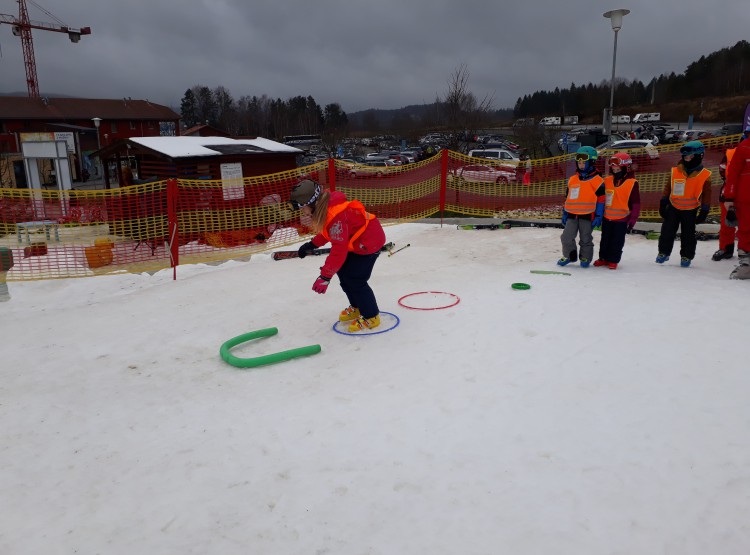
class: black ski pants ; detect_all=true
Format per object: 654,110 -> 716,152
658,206 -> 698,260
599,219 -> 628,263
337,251 -> 380,319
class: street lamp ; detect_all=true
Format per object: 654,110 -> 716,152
91,117 -> 102,181
603,9 -> 630,136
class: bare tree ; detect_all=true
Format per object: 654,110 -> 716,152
442,64 -> 495,149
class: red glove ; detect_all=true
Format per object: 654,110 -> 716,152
312,275 -> 331,294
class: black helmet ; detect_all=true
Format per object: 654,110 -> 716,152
289,179 -> 321,210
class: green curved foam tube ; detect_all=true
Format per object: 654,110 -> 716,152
220,327 -> 321,368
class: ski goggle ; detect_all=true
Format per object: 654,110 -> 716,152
289,182 -> 321,210
609,157 -> 631,167
575,153 -> 592,162
680,146 -> 703,156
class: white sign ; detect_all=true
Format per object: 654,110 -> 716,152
54,132 -> 76,152
220,162 -> 245,200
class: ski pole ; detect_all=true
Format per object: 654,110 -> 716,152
388,243 -> 410,257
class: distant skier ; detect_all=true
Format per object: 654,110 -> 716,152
655,141 -> 712,267
594,152 -> 641,269
290,179 -> 387,331
558,146 -> 605,268
723,126 -> 750,279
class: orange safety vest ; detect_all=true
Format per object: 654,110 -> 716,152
564,174 -> 602,215
727,148 -> 736,166
603,176 -> 636,220
669,167 -> 710,210
320,200 -> 375,250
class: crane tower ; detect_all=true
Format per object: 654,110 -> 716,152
0,0 -> 91,97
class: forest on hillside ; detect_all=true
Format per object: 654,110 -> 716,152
177,40 -> 750,139
513,40 -> 750,120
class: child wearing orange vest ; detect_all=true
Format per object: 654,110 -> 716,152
558,146 -> 606,267
656,141 -> 712,267
291,180 -> 387,332
594,152 -> 641,270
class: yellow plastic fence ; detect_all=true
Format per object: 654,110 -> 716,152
0,134 -> 741,282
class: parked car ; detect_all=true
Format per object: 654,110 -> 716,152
348,160 -> 396,178
389,154 -> 414,165
596,139 -> 659,169
559,132 -> 626,152
661,129 -> 685,144
468,148 -> 520,163
716,123 -> 744,136
452,164 -> 516,185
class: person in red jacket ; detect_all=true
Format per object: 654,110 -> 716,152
723,127 -> 750,279
291,179 -> 387,331
713,127 -> 750,261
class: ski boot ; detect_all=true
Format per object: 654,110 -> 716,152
593,259 -> 608,267
655,253 -> 670,264
557,250 -> 577,266
712,244 -> 734,261
730,250 -> 750,280
580,258 -> 590,268
348,314 -> 381,333
680,257 -> 691,268
608,262 -> 618,270
339,306 -> 361,322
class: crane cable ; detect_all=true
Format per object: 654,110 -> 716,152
27,0 -> 67,26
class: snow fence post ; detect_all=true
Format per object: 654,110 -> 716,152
440,148 -> 448,225
167,178 -> 179,280
328,158 -> 336,192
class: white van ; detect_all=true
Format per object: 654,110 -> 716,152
633,112 -> 660,123
539,116 -> 562,126
468,148 -> 520,163
612,115 -> 631,124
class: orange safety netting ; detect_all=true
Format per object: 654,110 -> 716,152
0,134 -> 741,282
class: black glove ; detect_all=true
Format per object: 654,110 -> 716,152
726,207 -> 738,228
297,241 -> 316,258
695,204 -> 709,224
659,197 -> 670,219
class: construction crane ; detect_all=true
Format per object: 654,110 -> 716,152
0,0 -> 91,97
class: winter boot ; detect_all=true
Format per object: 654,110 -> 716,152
655,253 -> 670,264
712,244 -> 734,261
680,257 -> 692,268
580,258 -> 590,268
557,250 -> 577,266
608,262 -> 618,270
339,305 -> 361,322
593,259 -> 608,267
729,250 -> 750,280
348,314 -> 381,333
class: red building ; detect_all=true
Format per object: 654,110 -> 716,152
0,96 -> 180,187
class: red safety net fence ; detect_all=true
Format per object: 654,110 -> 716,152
0,134 -> 741,282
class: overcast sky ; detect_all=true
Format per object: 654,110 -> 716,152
0,0 -> 747,114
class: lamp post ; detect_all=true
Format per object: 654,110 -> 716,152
603,9 -> 630,136
91,117 -> 103,184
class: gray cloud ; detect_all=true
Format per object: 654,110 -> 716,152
1,0 -> 747,113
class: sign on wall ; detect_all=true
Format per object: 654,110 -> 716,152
20,131 -> 75,152
220,162 -> 245,200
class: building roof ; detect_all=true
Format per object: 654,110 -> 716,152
182,124 -> 231,137
129,136 -> 302,158
0,96 -> 180,121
